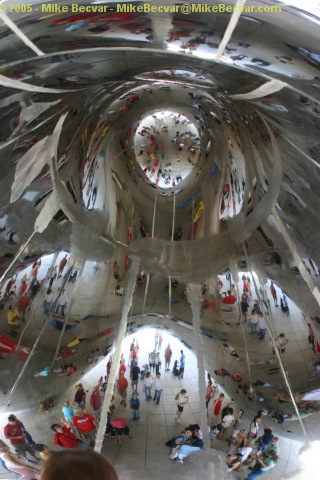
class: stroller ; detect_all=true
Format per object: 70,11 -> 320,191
172,360 -> 180,376
140,363 -> 150,381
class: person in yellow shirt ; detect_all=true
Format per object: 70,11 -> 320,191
7,305 -> 21,327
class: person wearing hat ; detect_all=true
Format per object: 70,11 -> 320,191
72,409 -> 97,447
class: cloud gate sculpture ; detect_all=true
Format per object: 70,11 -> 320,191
0,0 -> 320,475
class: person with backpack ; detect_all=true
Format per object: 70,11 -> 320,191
0,442 -> 40,479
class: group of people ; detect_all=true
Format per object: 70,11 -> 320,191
207,395 -> 280,479
2,255 -> 70,340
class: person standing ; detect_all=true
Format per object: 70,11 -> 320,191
56,289 -> 67,316
143,372 -> 153,401
247,415 -> 262,439
17,293 -> 31,321
179,350 -> 185,379
62,401 -> 75,422
129,392 -> 140,420
130,361 -> 140,393
205,380 -> 215,409
117,371 -> 128,407
155,352 -> 161,375
158,331 -> 163,349
269,282 -> 278,307
72,409 -> 97,447
4,414 -> 39,461
74,384 -> 86,410
51,421 -> 80,449
175,389 -> 188,424
153,373 -> 163,404
48,266 -> 57,289
148,349 -> 156,372
18,280 -> 28,297
249,308 -> 259,334
257,313 -> 267,340
90,387 -> 101,420
29,280 -> 41,308
43,288 -> 54,314
216,408 -> 234,440
58,255 -> 68,278
154,331 -> 159,350
238,294 -> 249,324
212,393 -> 224,423
164,344 -> 172,371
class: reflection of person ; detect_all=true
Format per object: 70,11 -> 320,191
176,389 -> 188,424
58,255 -> 68,278
72,410 -> 97,448
0,442 -> 40,479
39,449 -> 119,480
4,414 -> 39,461
7,305 -> 21,333
164,344 -> 172,371
51,421 -> 80,449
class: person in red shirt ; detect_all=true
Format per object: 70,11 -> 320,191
58,255 -> 68,278
117,371 -> 128,407
18,293 -> 31,320
119,360 -> 126,377
89,387 -> 101,420
72,410 -> 97,447
220,291 -> 237,305
31,266 -> 39,278
109,417 -> 131,444
51,421 -> 80,448
18,281 -> 28,297
4,414 -> 39,461
212,393 -> 225,422
5,277 -> 15,295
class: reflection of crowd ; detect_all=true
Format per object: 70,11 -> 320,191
135,112 -> 201,188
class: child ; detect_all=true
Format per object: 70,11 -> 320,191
129,392 -> 140,420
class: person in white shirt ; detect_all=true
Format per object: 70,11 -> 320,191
43,288 -> 54,314
55,289 -> 68,316
257,313 -> 267,340
217,408 -> 235,440
153,373 -> 163,404
249,309 -> 259,334
175,389 -> 188,424
227,438 -> 254,472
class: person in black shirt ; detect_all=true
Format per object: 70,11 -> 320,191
130,361 -> 140,394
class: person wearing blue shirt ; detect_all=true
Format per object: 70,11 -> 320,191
62,401 -> 75,421
179,350 -> 185,379
129,392 -> 140,420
